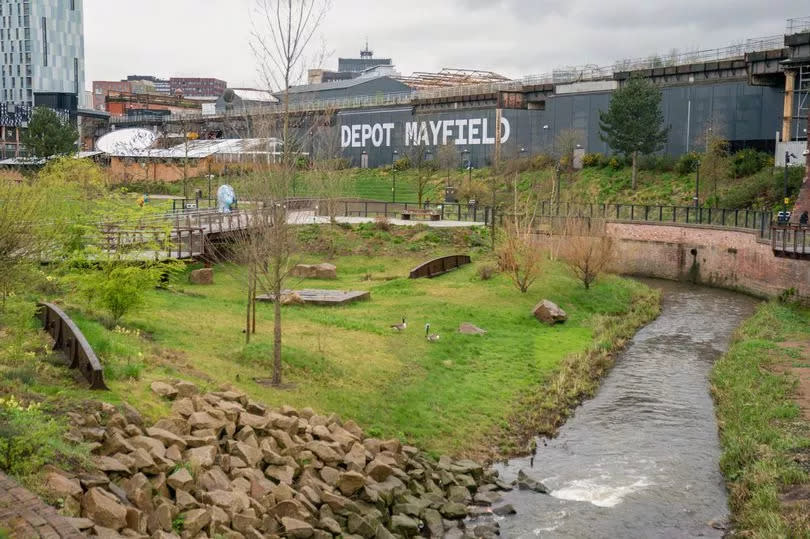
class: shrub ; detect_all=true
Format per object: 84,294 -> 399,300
374,215 -> 391,231
477,264 -> 497,281
608,157 -> 622,170
731,149 -> 771,178
0,396 -> 87,477
583,153 -> 604,168
393,157 -> 411,171
530,154 -> 555,169
638,154 -> 676,172
676,152 -> 701,175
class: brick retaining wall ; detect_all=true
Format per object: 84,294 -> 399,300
0,472 -> 84,539
605,222 -> 810,299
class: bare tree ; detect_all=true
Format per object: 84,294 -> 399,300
554,128 -> 584,173
245,0 -> 331,386
558,218 -> 615,290
436,145 -> 458,188
497,177 -> 545,293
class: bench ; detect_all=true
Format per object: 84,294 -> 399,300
401,208 -> 441,221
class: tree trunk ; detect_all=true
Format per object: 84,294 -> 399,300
272,263 -> 283,386
631,151 -> 638,190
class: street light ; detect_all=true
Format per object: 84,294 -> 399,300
392,150 -> 399,203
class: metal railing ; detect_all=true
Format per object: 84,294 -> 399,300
538,201 -> 773,234
333,200 -> 494,224
771,225 -> 810,256
38,303 -> 108,390
787,16 -> 810,35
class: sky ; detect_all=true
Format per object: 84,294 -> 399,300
83,0 -> 802,91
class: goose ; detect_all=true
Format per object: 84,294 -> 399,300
425,323 -> 440,342
390,317 -> 407,331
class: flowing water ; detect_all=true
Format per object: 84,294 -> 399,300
493,280 -> 757,538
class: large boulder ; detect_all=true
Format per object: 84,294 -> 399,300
82,488 -> 128,531
291,263 -> 337,280
189,268 -> 214,285
517,469 -> 549,493
532,300 -> 567,325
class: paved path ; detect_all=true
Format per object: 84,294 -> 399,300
0,472 -> 84,538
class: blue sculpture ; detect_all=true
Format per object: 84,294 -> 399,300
217,184 -> 237,213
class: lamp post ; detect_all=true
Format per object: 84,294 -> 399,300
543,125 -> 549,153
392,150 -> 399,203
784,151 -> 797,220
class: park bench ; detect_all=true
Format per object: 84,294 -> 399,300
401,208 -> 441,221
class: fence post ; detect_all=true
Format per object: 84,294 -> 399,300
631,205 -> 635,221
457,204 -> 461,221
686,207 -> 690,223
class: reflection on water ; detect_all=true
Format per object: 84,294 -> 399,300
495,280 -> 757,538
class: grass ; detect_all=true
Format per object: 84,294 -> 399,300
711,301 -> 810,537
50,230 -> 653,456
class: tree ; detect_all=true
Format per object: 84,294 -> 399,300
249,0 -> 331,386
436,145 -> 458,187
558,219 -> 615,290
20,107 -> 78,158
497,177 -> 545,293
599,76 -> 669,190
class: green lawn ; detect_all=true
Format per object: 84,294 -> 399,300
64,252 -> 649,456
712,301 -> 810,536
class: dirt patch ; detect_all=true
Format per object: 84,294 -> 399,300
777,341 -> 810,421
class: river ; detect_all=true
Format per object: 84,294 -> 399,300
493,280 -> 757,538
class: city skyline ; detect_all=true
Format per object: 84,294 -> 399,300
84,0 -> 799,91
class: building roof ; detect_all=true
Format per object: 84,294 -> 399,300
230,88 -> 278,103
109,138 -> 283,159
282,75 -> 408,96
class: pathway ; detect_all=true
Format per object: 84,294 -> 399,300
0,472 -> 84,539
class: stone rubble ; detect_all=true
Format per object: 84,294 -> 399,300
52,380 -> 518,538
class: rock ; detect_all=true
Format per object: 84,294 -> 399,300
186,445 -> 217,468
291,263 -> 337,280
146,427 -> 187,450
446,485 -> 471,503
120,403 -> 144,427
167,467 -> 193,491
45,472 -> 83,499
281,292 -> 305,306
174,380 -> 198,398
458,322 -> 487,335
336,471 -> 366,496
150,381 -> 178,400
83,487 -> 128,531
516,469 -> 549,493
366,459 -> 393,482
129,436 -> 166,460
96,456 -> 130,474
440,502 -> 468,519
189,268 -> 214,285
492,504 -> 516,516
306,441 -> 341,464
282,516 -> 314,538
532,299 -> 567,325
65,517 -> 95,530
232,441 -> 263,468
390,514 -> 420,536
423,508 -> 444,537
319,516 -> 342,535
182,508 -> 211,536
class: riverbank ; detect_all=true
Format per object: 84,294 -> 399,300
712,301 -> 810,536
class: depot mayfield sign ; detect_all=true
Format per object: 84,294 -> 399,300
340,117 -> 511,148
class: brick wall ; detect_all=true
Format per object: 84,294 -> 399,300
604,222 -> 810,299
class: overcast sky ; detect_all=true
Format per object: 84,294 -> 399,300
84,0 -> 801,90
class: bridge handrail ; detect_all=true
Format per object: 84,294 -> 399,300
37,302 -> 108,390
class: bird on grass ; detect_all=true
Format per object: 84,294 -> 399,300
425,323 -> 440,342
390,317 -> 407,331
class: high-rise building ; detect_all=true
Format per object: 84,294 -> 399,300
1,0 -> 85,158
0,0 -> 84,111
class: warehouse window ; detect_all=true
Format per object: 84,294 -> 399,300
41,17 -> 47,66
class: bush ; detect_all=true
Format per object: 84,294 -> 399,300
731,149 -> 771,178
608,157 -> 622,170
676,152 -> 701,175
393,157 -> 411,171
477,264 -> 497,281
0,396 -> 87,477
638,154 -> 677,172
530,154 -> 555,169
583,153 -> 604,168
374,215 -> 391,231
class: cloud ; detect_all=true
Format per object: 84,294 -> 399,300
83,0 -> 797,90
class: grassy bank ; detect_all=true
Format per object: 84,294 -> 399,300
120,162 -> 805,211
711,301 -> 810,536
4,225 -> 654,459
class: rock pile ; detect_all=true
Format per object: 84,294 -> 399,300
52,380 -> 513,538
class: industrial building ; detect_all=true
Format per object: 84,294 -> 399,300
0,0 -> 87,158
105,17 -> 810,171
308,43 -> 394,84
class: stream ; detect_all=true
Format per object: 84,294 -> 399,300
493,280 -> 757,538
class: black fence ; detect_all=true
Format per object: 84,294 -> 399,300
771,225 -> 810,256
